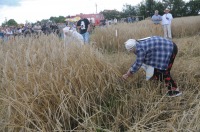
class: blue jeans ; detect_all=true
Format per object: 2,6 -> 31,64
0,33 -> 4,41
81,32 -> 90,44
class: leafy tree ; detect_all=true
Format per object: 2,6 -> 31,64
121,4 -> 137,18
162,0 -> 174,9
136,0 -> 199,18
145,0 -> 154,16
6,19 -> 18,26
50,16 -> 66,23
1,22 -> 6,27
136,0 -> 164,18
137,3 -> 147,18
184,0 -> 200,16
171,0 -> 186,17
162,0 -> 186,17
153,2 -> 165,16
161,0 -> 198,17
101,10 -> 120,19
40,19 -> 49,24
58,16 -> 66,23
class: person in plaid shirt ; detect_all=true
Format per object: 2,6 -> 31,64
123,36 -> 182,97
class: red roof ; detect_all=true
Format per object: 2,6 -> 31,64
76,13 -> 104,20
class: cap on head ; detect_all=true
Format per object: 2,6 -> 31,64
124,39 -> 137,51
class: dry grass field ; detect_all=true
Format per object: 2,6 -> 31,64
0,16 -> 200,131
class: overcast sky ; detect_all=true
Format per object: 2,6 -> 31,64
0,0 -> 142,24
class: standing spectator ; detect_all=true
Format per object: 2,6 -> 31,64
135,17 -> 139,22
128,17 -> 132,23
33,23 -> 42,35
17,26 -> 23,36
105,19 -> 109,26
152,10 -> 162,24
114,18 -> 118,25
162,8 -> 173,39
132,17 -> 136,23
71,22 -> 77,31
50,22 -> 59,35
23,23 -> 32,37
89,20 -> 95,34
0,27 -> 4,40
57,23 -> 66,39
77,14 -> 90,44
122,36 -> 182,97
5,27 -> 13,41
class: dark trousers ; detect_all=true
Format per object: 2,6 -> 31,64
153,43 -> 178,91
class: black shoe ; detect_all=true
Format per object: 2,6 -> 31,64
166,90 -> 182,97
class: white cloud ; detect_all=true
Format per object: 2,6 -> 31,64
0,0 -> 141,24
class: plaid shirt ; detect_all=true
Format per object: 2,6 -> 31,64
130,36 -> 174,73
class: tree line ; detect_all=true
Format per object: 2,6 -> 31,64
101,0 -> 200,20
1,0 -> 199,26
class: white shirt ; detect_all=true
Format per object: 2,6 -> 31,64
63,26 -> 84,46
162,13 -> 173,25
141,64 -> 154,81
63,26 -> 71,39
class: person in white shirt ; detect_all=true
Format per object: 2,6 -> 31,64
5,27 -> 13,41
63,21 -> 84,47
114,18 -> 117,25
162,8 -> 173,39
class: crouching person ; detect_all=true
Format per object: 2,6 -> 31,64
122,36 -> 182,97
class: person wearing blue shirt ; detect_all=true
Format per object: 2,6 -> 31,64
152,10 -> 162,24
123,36 -> 182,97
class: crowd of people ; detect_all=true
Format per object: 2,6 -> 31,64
0,21 -> 67,42
0,8 -> 173,42
0,11 -> 164,44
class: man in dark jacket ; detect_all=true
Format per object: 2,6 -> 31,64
77,14 -> 90,44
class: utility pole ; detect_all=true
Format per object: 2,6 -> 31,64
95,3 -> 97,14
5,17 -> 7,24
